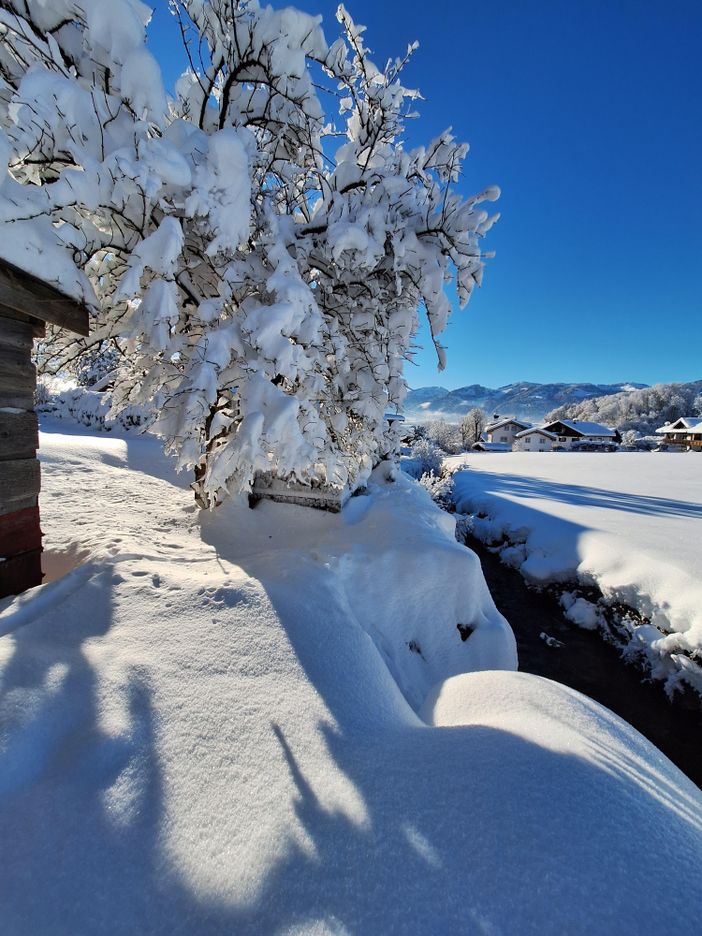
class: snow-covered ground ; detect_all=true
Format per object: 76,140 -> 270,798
2,427 -> 702,934
447,452 -> 702,695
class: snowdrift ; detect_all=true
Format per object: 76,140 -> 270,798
1,426 -> 701,935
449,452 -> 702,695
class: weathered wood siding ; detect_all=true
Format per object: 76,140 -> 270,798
0,259 -> 89,598
0,311 -> 42,597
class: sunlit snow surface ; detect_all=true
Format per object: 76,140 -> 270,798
1,427 -> 701,935
447,452 -> 702,694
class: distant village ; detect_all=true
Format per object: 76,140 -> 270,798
406,413 -> 702,455
477,414 -> 702,452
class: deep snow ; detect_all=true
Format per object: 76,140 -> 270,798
446,452 -> 702,695
1,427 -> 701,935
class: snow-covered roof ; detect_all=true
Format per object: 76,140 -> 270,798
542,419 -> 617,438
656,417 -> 702,435
384,412 -> 406,423
485,417 -> 531,433
0,235 -> 96,311
0,256 -> 91,335
472,441 -> 512,452
515,427 -> 558,440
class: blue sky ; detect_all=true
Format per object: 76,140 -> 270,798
148,0 -> 702,390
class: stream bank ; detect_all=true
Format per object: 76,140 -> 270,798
461,529 -> 702,789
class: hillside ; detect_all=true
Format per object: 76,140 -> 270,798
405,381 -> 647,422
546,380 -> 702,435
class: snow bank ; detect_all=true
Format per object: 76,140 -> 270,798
36,380 -> 147,433
448,452 -> 702,695
1,428 -> 701,934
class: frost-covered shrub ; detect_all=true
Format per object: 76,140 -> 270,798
426,419 -> 462,454
36,382 -> 146,433
418,469 -> 454,508
404,438 -> 445,478
1,0 -> 498,506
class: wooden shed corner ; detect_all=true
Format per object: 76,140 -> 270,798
0,257 -> 89,599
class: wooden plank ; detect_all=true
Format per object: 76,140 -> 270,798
0,506 -> 41,555
0,306 -> 45,338
0,258 -> 89,336
0,354 -> 35,402
0,409 -> 38,460
0,343 -> 36,412
0,548 -> 43,598
0,457 -> 40,514
0,314 -> 34,351
0,345 -> 34,367
0,390 -> 34,410
0,494 -> 38,517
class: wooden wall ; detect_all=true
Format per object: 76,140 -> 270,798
0,310 -> 43,598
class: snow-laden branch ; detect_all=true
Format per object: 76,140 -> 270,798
1,0 -> 499,505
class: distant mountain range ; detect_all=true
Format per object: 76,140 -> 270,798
404,382 -> 649,422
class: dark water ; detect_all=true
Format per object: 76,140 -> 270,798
464,533 -> 702,790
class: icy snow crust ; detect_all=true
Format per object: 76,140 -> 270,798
1,429 -> 701,934
448,452 -> 702,693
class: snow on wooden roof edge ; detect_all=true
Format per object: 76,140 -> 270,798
0,255 -> 91,336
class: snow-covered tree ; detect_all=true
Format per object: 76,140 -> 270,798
0,0 -> 499,505
547,381 -> 702,437
426,418 -> 461,454
460,407 -> 486,448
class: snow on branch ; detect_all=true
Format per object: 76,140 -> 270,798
1,0 -> 499,504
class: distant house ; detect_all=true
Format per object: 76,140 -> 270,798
539,419 -> 620,450
513,427 -> 558,452
656,417 -> 702,450
484,416 -> 531,447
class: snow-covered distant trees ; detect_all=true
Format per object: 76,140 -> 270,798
547,381 -> 702,437
0,0 -> 499,505
425,418 -> 461,454
460,407 -> 486,448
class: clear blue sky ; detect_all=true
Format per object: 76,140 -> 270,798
148,0 -> 702,390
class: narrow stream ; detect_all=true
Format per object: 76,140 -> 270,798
462,531 -> 702,789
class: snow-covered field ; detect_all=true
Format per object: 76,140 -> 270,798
1,427 -> 702,934
447,452 -> 702,694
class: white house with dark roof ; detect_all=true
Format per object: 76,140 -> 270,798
539,419 -> 620,449
484,416 -> 531,447
656,417 -> 702,450
514,427 -> 558,452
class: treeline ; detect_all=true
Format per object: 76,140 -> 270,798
547,381 -> 702,436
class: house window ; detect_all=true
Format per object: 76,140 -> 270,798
500,436 -> 508,442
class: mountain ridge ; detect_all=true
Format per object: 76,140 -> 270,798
404,381 -> 651,422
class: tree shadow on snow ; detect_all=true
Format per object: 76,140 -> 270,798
177,525 -> 702,936
2,516 -> 702,935
457,469 -> 702,519
0,566 -> 175,935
